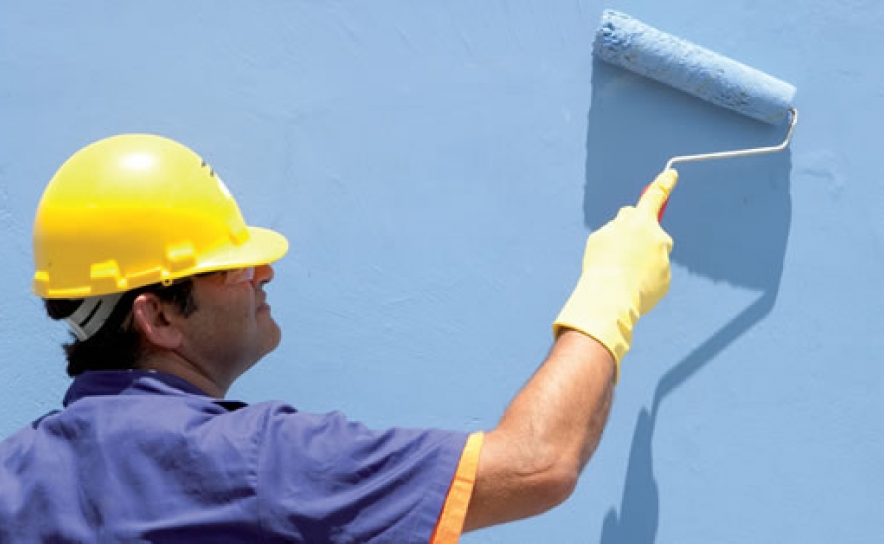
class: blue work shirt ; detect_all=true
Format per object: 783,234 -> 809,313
0,371 -> 469,543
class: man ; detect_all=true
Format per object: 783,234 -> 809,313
0,134 -> 676,542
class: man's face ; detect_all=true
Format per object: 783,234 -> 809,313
177,264 -> 281,379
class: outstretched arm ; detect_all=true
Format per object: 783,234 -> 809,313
463,171 -> 678,531
463,330 -> 615,530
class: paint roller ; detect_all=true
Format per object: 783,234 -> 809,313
592,10 -> 798,216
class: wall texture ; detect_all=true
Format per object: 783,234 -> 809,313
1,1 -> 881,542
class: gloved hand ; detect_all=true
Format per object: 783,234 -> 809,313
553,169 -> 678,381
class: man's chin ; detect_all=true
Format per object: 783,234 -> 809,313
263,321 -> 283,355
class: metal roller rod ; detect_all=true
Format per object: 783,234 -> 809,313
665,108 -> 799,171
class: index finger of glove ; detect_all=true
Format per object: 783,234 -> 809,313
637,169 -> 678,219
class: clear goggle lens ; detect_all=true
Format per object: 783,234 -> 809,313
220,267 -> 256,285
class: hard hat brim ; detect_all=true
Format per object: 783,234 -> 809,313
197,225 -> 289,274
33,225 -> 289,299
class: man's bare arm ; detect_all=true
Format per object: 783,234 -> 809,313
462,171 -> 678,531
464,330 -> 615,529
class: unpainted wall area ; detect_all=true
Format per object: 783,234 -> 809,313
1,1 -> 882,542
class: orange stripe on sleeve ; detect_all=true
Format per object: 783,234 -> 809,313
429,432 -> 484,544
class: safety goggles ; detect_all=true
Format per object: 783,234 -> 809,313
215,266 -> 256,285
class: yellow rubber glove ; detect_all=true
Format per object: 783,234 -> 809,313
553,169 -> 678,381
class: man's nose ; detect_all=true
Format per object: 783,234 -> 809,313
254,264 -> 275,285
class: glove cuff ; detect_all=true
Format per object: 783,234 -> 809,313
552,274 -> 640,381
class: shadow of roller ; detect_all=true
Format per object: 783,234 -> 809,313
599,293 -> 779,544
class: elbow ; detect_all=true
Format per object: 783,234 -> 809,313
467,431 -> 584,530
529,460 -> 580,514
504,444 -> 581,517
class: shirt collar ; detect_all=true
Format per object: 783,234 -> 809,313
63,370 -> 215,407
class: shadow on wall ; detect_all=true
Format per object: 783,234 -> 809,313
584,59 -> 792,544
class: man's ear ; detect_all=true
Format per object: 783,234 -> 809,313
131,293 -> 184,350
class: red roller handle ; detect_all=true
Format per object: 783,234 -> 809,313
641,183 -> 670,222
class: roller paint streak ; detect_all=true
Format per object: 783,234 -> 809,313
593,10 -> 796,125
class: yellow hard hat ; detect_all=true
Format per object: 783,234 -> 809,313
33,134 -> 289,298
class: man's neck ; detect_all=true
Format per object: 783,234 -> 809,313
137,353 -> 230,398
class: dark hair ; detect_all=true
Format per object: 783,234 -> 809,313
44,280 -> 198,377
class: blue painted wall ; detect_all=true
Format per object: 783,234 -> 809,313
1,1 -> 881,542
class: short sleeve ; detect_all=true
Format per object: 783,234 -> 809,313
430,432 -> 484,543
256,403 -> 469,543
